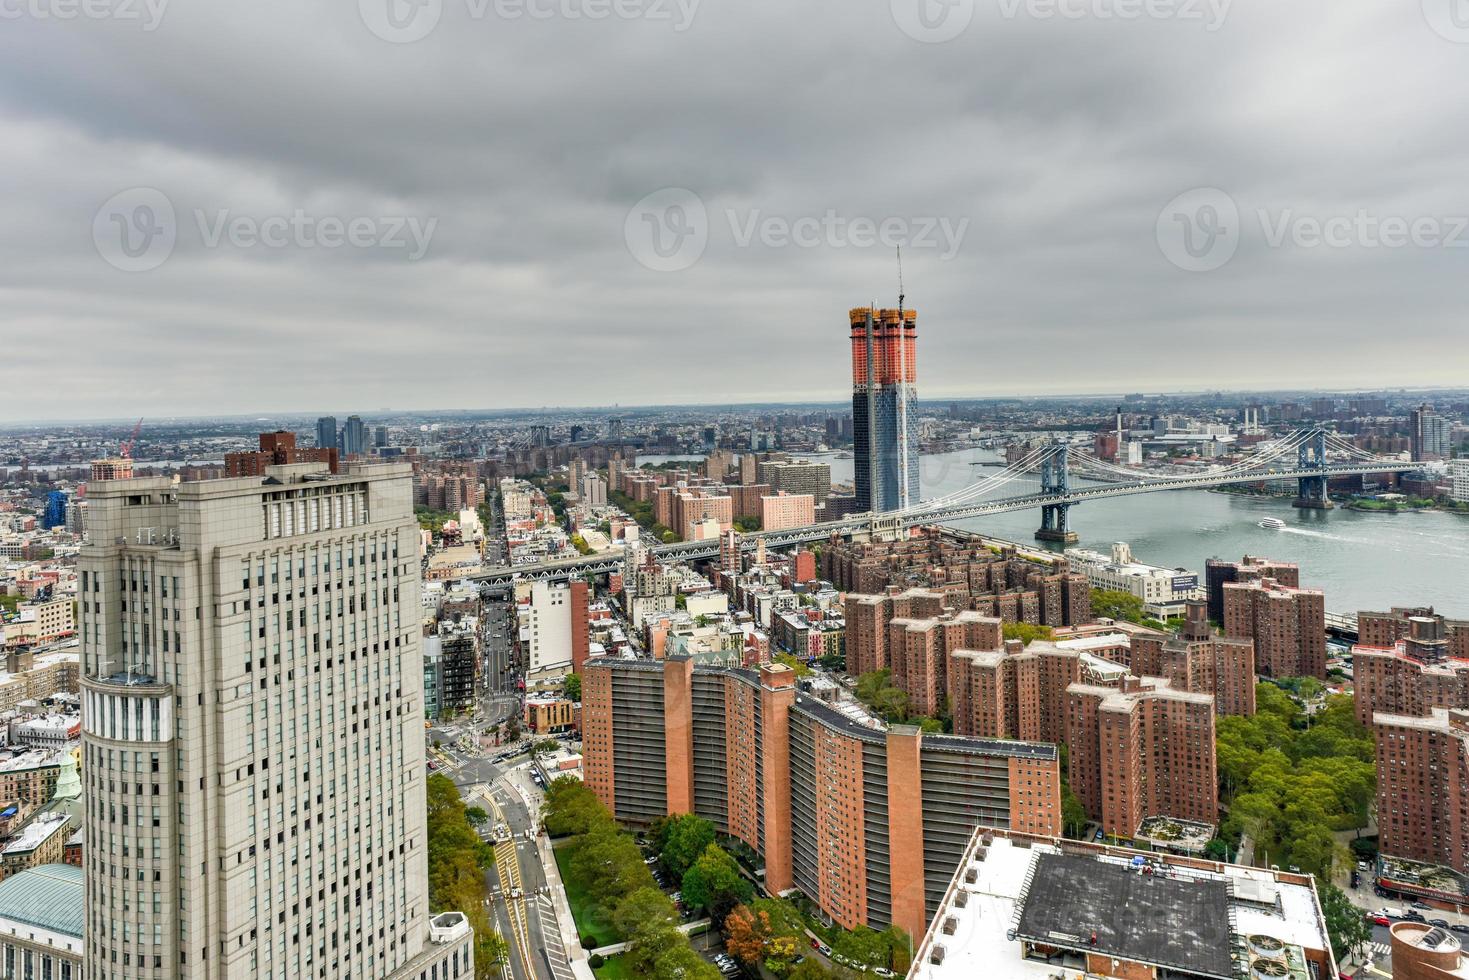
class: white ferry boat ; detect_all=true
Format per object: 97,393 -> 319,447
1258,517 -> 1286,530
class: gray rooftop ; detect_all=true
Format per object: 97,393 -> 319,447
1014,852 -> 1235,980
0,863 -> 83,938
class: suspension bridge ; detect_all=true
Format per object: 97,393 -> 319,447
465,427 -> 1419,588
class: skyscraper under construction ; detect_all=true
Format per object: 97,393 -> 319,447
849,306 -> 920,512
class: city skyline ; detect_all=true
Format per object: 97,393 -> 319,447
4,6 -> 1469,415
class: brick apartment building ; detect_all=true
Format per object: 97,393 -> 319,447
887,611 -> 1004,718
845,587 -> 949,677
1222,577 -> 1326,679
760,492 -> 816,532
950,639 -> 1127,745
1354,613 -> 1469,726
840,533 -> 1092,678
224,430 -> 338,477
1204,554 -> 1301,623
1359,607 -> 1469,654
1353,611 -> 1469,877
581,656 -> 1061,939
1374,708 -> 1469,877
1067,677 -> 1219,839
1128,601 -> 1257,716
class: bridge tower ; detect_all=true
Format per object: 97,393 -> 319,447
1035,441 -> 1079,543
1293,427 -> 1334,510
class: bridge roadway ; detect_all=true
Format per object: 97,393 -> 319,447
464,461 -> 1418,589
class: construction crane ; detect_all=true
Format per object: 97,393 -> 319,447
120,417 -> 143,459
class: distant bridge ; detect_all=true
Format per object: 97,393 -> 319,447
465,427 -> 1419,589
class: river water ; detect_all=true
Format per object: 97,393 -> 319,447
806,449 -> 1469,617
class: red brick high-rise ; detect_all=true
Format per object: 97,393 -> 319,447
1354,614 -> 1469,726
1374,708 -> 1469,877
225,430 -> 339,477
1222,577 -> 1326,679
580,655 -> 1061,940
1067,677 -> 1219,839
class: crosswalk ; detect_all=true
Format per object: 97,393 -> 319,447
1369,941 -> 1392,960
537,896 -> 577,980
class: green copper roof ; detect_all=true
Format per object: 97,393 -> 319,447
0,864 -> 83,938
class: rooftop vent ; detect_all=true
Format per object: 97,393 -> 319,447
1247,936 -> 1286,960
1250,960 -> 1289,980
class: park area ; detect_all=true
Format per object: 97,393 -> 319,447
553,837 -> 623,950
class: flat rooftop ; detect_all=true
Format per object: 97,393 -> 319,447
1016,852 -> 1234,979
910,832 -> 1333,980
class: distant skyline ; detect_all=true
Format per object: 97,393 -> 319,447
3,4 -> 1468,417
5,381 -> 1467,429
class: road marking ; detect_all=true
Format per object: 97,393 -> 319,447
487,793 -> 536,980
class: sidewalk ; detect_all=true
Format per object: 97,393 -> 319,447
538,833 -> 596,979
588,918 -> 712,957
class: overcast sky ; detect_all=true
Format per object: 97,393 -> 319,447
1,0 -> 1466,419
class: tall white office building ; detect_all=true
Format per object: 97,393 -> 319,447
79,462 -> 473,980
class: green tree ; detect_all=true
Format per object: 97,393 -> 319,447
611,886 -> 676,939
570,822 -> 654,904
789,960 -> 834,980
542,776 -> 610,837
681,843 -> 753,921
1320,882 -> 1371,962
657,813 -> 717,881
646,942 -> 721,980
563,673 -> 582,703
1002,622 -> 1055,646
424,774 -> 506,977
774,653 -> 811,678
465,806 -> 489,826
1061,786 -> 1088,839
1090,589 -> 1145,623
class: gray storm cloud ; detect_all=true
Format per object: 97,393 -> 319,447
0,0 -> 1465,417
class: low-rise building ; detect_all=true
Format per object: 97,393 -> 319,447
0,863 -> 83,980
909,829 -> 1337,980
1066,542 -> 1205,619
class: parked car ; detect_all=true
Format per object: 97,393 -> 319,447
1404,911 -> 1427,923
1449,923 -> 1469,935
1367,914 -> 1389,927
1431,918 -> 1451,928
1413,901 -> 1433,910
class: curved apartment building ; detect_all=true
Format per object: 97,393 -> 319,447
582,655 -> 1061,940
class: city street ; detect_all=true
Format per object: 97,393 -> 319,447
456,763 -> 564,980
